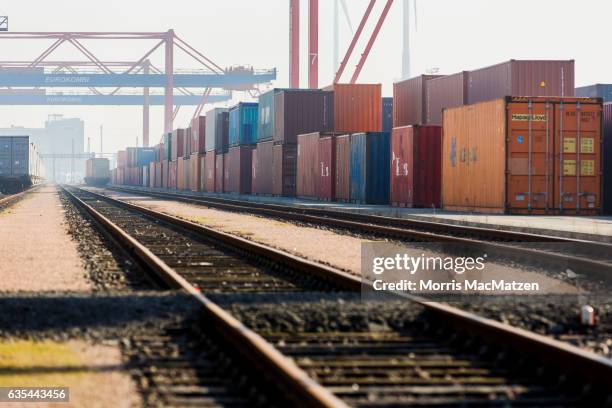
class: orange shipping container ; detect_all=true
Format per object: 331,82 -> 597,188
324,83 -> 382,133
442,96 -> 602,214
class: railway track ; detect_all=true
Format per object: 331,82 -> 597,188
107,186 -> 612,284
63,185 -> 612,407
0,184 -> 39,210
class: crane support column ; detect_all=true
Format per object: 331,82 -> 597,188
289,0 -> 300,88
308,0 -> 318,89
143,59 -> 150,147
164,29 -> 174,134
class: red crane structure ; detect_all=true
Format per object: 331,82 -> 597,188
289,0 -> 394,88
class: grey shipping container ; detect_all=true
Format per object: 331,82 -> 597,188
205,107 -> 229,153
467,59 -> 575,104
274,90 -> 334,144
254,140 -> 274,194
393,74 -> 443,127
426,71 -> 468,125
576,84 -> 612,102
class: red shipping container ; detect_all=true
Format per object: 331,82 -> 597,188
317,135 -> 336,201
467,60 -> 575,104
149,162 -> 155,188
393,74 -> 443,127
226,145 -> 253,194
177,157 -> 187,190
272,143 -> 297,196
203,152 -> 215,192
334,135 -> 351,201
296,133 -> 320,198
190,153 -> 201,192
426,72 -> 468,125
251,148 -> 257,194
391,125 -> 442,207
162,160 -> 169,189
117,150 -> 127,168
168,160 -> 177,189
191,116 -> 206,153
324,83 -> 382,133
215,154 -> 224,193
171,129 -> 186,160
254,140 -> 274,195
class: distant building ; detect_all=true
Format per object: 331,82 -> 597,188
0,115 -> 85,182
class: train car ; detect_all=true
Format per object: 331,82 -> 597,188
0,136 -> 44,193
84,158 -> 110,186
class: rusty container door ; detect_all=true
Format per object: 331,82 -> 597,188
297,132 -> 320,198
334,134 -> 351,201
390,126 -> 414,207
325,84 -> 381,133
551,99 -> 602,214
317,135 -> 336,201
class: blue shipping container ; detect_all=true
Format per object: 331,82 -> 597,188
382,97 -> 393,133
136,147 -> 156,167
349,132 -> 390,204
229,102 -> 259,147
257,88 -> 285,142
576,84 -> 612,102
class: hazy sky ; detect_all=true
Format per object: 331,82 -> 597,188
0,0 -> 610,153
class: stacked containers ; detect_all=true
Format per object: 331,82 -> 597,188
442,96 -> 601,214
576,84 -> 612,102
325,83 -> 381,133
390,126 -> 442,207
602,103 -> 612,215
274,89 -> 334,196
163,133 -> 172,160
168,160 -> 177,189
382,97 -> 393,133
162,160 -> 169,189
204,152 -> 216,192
426,72 -> 469,125
155,162 -> 163,188
296,132 -> 320,198
117,150 -> 127,168
149,162 -> 155,188
393,74 -> 443,127
257,88 -> 284,142
318,134 -> 336,201
334,134 -> 351,202
226,146 -> 253,194
205,107 -> 230,153
229,102 -> 258,147
171,129 -> 186,161
190,153 -> 201,191
177,157 -> 189,190
467,60 -> 575,104
251,148 -> 257,194
253,140 -> 273,195
349,132 -> 390,204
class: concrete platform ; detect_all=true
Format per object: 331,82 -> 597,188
0,185 -> 90,292
110,185 -> 612,243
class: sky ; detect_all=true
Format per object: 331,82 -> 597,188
0,0 -> 611,153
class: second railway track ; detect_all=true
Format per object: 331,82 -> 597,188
63,185 -> 612,407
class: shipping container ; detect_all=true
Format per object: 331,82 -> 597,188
117,150 -> 127,168
253,140 -> 274,195
442,97 -> 602,214
467,60 -> 575,104
426,71 -> 468,125
251,148 -> 257,194
576,84 -> 612,102
85,158 -> 110,179
204,151 -> 215,192
334,134 -> 351,202
350,132 -> 390,204
162,160 -> 169,189
135,147 -> 156,167
257,88 -> 285,141
324,83 -> 381,133
274,89 -> 334,144
318,135 -> 336,201
215,153 -> 224,193
171,129 -> 186,161
205,108 -> 229,153
382,97 -> 393,133
184,128 -> 192,157
390,126 -> 442,208
199,154 -> 207,192
191,116 -> 206,153
177,157 -> 189,190
168,160 -> 177,190
149,162 -> 155,188
189,153 -> 201,192
226,145 -> 253,194
142,165 -> 149,188
296,132 -> 320,198
0,136 -> 44,192
602,103 -> 612,215
163,133 -> 172,160
272,143 -> 297,196
393,74 -> 442,127
229,102 -> 258,147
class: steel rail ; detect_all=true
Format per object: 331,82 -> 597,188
108,186 -> 612,282
84,186 -> 612,391
62,185 -> 350,408
0,184 -> 40,207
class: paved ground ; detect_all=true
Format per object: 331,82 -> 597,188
0,185 -> 90,292
0,340 -> 138,407
99,188 -> 580,295
114,186 -> 612,241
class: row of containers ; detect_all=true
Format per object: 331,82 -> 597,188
112,58 -> 612,215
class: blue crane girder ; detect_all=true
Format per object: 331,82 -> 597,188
0,71 -> 276,88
